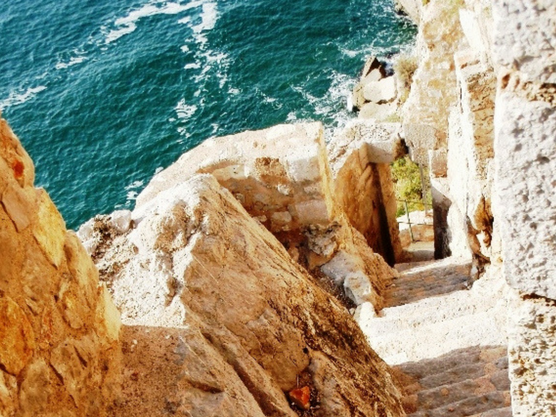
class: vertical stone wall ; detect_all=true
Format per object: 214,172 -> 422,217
0,117 -> 121,416
446,49 -> 496,260
328,121 -> 405,265
491,0 -> 556,412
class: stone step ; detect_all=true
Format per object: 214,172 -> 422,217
361,311 -> 506,365
469,406 -> 513,417
425,392 -> 508,417
386,257 -> 472,307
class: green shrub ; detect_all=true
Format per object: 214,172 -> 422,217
391,156 -> 432,217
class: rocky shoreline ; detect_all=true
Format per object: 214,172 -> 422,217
1,0 -> 555,416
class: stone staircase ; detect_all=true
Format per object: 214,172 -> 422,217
356,257 -> 511,416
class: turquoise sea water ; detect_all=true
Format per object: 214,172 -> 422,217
1,0 -> 415,229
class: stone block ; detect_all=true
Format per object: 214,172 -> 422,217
295,199 -> 332,225
492,0 -> 556,83
359,102 -> 396,122
363,76 -> 397,103
508,295 -> 556,416
108,209 -> 132,234
321,250 -> 380,306
494,93 -> 556,298
403,124 -> 441,166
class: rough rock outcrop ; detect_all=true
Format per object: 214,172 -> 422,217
130,123 -> 397,309
0,117 -> 121,416
85,173 -> 405,416
351,57 -> 399,121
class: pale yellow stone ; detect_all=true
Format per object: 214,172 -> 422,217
97,284 -> 121,342
32,189 -> 66,268
1,184 -> 34,232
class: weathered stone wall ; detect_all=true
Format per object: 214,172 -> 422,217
85,174 -> 406,416
491,0 -> 556,413
0,117 -> 121,416
446,49 -> 496,260
328,121 -> 405,265
399,0 -> 556,413
401,0 -> 466,162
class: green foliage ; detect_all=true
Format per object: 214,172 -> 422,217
391,156 -> 432,217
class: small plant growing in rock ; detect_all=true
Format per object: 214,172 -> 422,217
394,53 -> 418,104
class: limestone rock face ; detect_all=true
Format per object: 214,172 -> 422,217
494,93 -> 556,298
0,117 -> 121,416
402,0 -> 466,150
507,295 -> 556,416
133,123 -> 396,309
393,0 -> 422,23
446,50 -> 496,260
489,0 -> 556,413
328,121 -> 405,264
93,174 -> 405,417
493,0 -> 556,84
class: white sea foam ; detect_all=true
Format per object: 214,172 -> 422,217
0,85 -> 47,111
55,55 -> 87,70
184,62 -> 201,70
125,180 -> 145,190
175,99 -> 197,119
105,0 -> 203,44
124,179 -> 146,203
192,1 -> 217,34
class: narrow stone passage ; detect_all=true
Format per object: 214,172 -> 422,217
356,257 -> 511,416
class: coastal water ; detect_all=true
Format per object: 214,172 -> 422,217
1,0 -> 415,229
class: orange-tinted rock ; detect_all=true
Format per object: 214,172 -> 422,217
12,159 -> 24,180
0,297 -> 35,375
289,386 -> 311,410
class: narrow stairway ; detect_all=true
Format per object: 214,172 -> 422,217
356,257 -> 511,416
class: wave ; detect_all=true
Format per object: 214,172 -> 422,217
55,55 -> 87,70
104,0 -> 204,44
175,99 -> 198,119
124,179 -> 145,203
0,85 -> 47,111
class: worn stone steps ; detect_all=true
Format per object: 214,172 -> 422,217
394,346 -> 511,417
385,257 -> 472,307
357,257 -> 511,415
